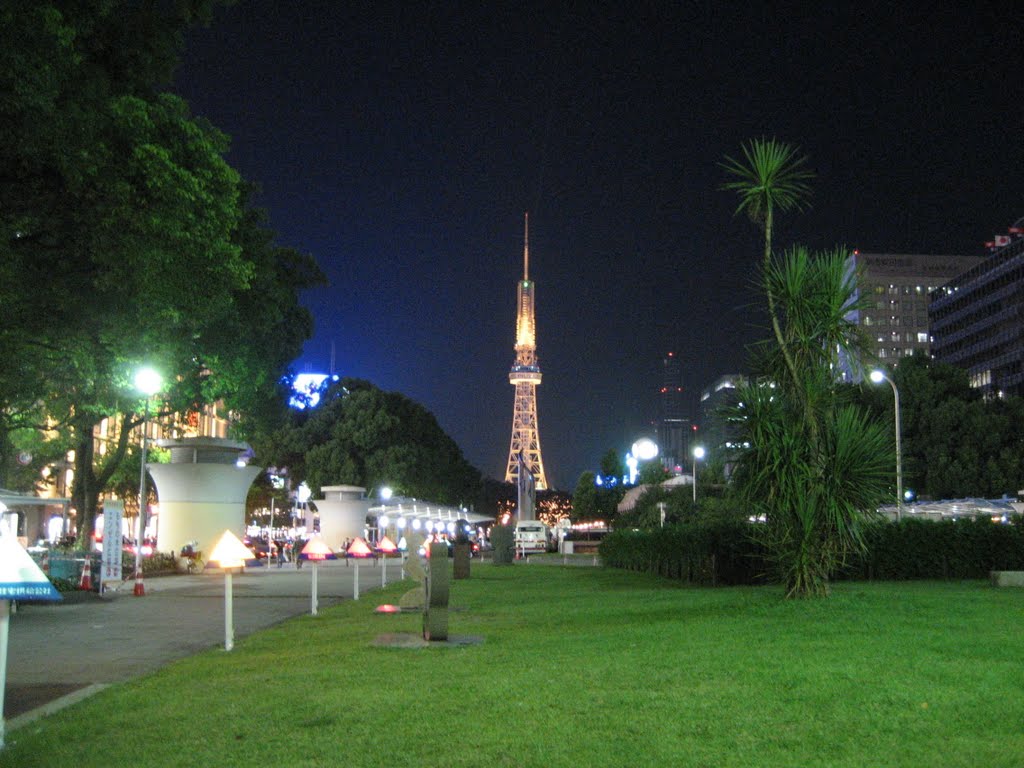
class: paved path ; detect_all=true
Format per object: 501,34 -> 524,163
4,559 -> 401,728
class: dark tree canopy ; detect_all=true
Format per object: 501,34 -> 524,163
254,379 -> 486,510
855,356 -> 1024,500
571,470 -> 624,523
0,3 -> 323,543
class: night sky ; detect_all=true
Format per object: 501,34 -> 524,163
173,2 -> 1023,490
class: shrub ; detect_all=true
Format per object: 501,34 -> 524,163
599,521 -> 769,586
48,577 -> 79,593
121,551 -> 179,576
843,517 -> 1024,581
603,517 -> 1024,587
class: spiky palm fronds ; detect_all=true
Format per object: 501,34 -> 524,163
720,138 -> 815,227
762,245 -> 874,384
729,382 -> 892,597
722,138 -> 816,403
729,246 -> 893,597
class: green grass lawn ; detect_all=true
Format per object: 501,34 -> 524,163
4,566 -> 1023,767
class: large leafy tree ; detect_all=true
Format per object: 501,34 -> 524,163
570,469 -> 625,523
256,379 -> 485,510
856,357 -> 1024,499
571,472 -> 599,521
0,3 -> 322,542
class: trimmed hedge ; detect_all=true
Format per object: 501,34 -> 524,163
844,517 -> 1024,581
601,517 -> 1024,585
599,521 -> 770,586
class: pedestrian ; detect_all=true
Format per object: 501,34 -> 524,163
276,540 -> 285,568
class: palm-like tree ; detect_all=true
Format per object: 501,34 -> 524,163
721,140 -> 890,597
721,139 -> 814,395
729,248 -> 891,597
721,138 -> 814,271
730,382 -> 892,597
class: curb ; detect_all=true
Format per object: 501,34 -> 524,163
7,684 -> 110,732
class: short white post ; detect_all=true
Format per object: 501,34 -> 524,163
353,559 -> 360,601
0,599 -> 9,750
381,554 -> 387,588
224,570 -> 234,651
311,562 -> 319,616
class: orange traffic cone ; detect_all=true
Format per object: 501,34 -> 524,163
79,558 -> 93,591
133,565 -> 146,596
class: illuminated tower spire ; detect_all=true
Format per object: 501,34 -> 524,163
505,213 -> 549,491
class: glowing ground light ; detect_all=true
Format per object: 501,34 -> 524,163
207,530 -> 255,651
346,537 -> 374,601
346,537 -> 373,557
301,537 -> 333,561
301,536 -> 333,616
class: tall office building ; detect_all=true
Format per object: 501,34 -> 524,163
846,252 -> 984,367
657,352 -> 690,473
698,374 -> 747,473
930,221 -> 1024,398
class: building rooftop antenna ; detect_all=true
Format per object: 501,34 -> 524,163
523,211 -> 529,281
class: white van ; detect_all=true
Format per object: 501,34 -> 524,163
514,521 -> 549,555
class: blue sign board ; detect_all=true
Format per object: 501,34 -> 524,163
0,533 -> 61,602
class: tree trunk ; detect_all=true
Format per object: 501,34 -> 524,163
71,411 -> 137,549
0,426 -> 13,489
72,422 -> 100,549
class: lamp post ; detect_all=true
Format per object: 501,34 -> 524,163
208,530 -> 255,651
692,446 -> 705,504
870,369 -> 903,521
301,536 -> 333,615
133,367 -> 162,597
266,495 -> 275,573
377,486 -> 393,546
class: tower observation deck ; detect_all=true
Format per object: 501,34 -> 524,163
505,213 -> 549,491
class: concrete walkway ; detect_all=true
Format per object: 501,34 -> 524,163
4,559 -> 401,728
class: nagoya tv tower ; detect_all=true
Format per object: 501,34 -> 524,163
505,213 -> 549,491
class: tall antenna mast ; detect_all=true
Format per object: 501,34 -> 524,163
523,211 -> 529,281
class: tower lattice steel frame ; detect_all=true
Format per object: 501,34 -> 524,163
504,213 -> 549,491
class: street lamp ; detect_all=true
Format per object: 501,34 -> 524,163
692,446 -> 705,504
133,367 -> 162,597
870,369 -> 903,521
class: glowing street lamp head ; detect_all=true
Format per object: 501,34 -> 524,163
134,367 -> 162,396
380,486 -> 393,501
869,370 -> 886,384
693,446 -> 706,460
631,438 -> 659,461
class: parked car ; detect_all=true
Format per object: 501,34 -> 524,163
243,537 -> 271,561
